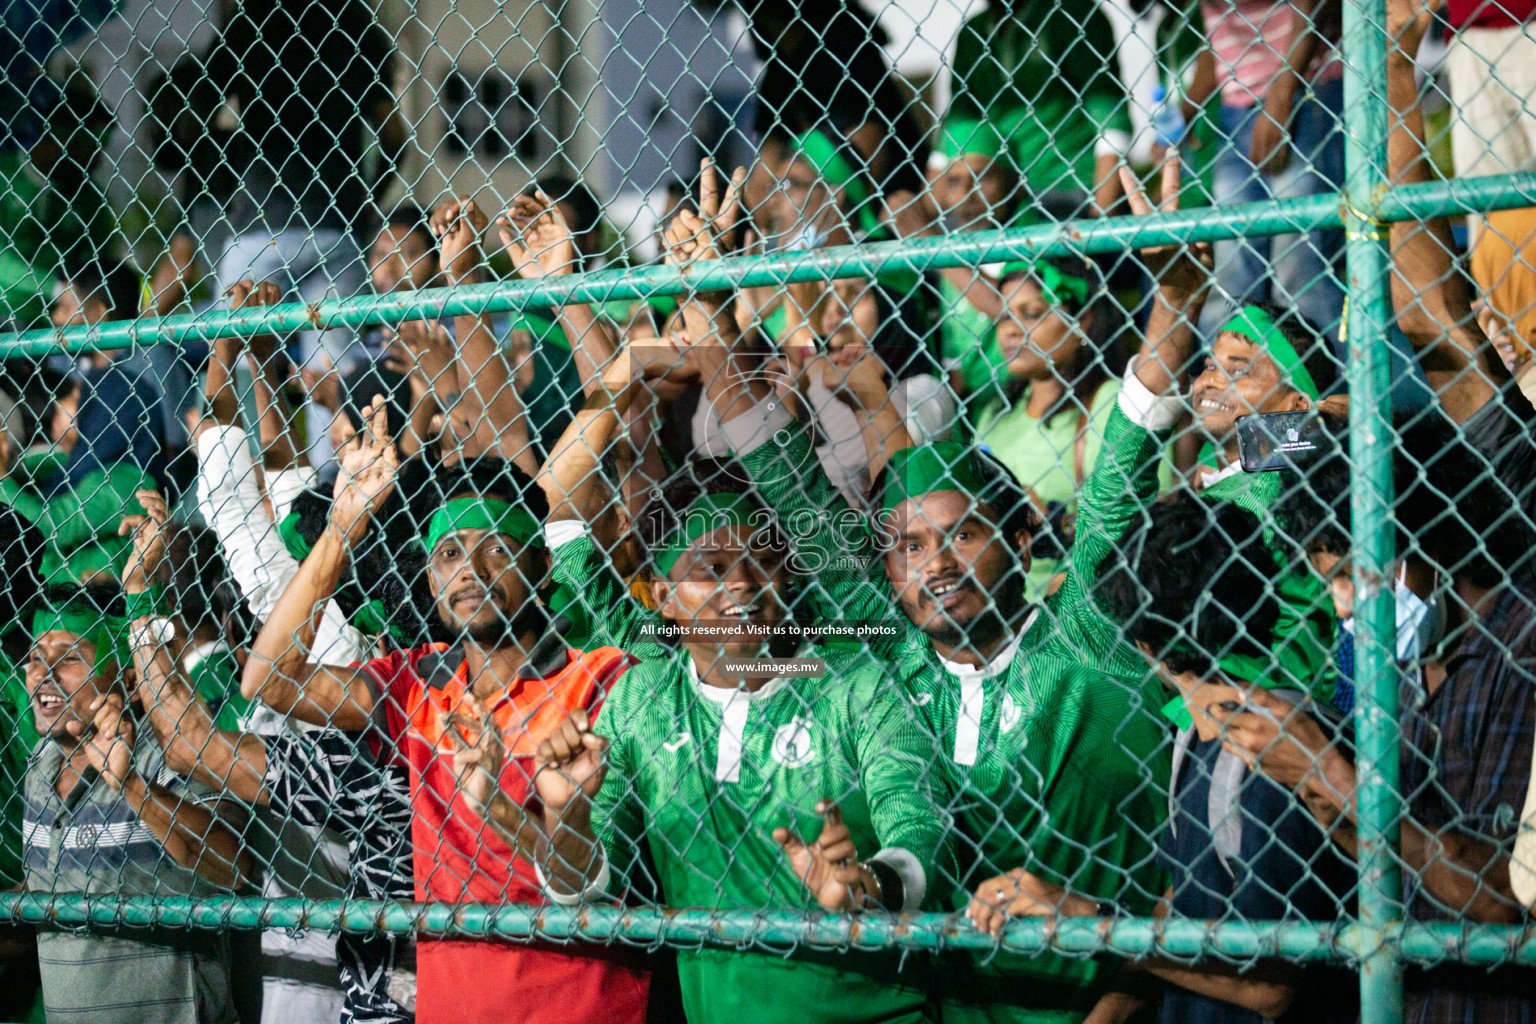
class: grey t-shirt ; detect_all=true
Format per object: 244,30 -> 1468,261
23,729 -> 245,1024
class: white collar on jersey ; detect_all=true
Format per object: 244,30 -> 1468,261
1199,459 -> 1245,489
936,606 -> 1040,680
685,655 -> 795,703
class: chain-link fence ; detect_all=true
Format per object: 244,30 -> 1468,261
0,0 -> 1534,1021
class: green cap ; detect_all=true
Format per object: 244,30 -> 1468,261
651,492 -> 761,578
424,497 -> 544,556
1220,305 -> 1320,401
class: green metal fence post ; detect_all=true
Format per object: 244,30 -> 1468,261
1342,0 -> 1405,1020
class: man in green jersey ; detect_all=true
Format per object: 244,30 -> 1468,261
469,461 -> 952,1024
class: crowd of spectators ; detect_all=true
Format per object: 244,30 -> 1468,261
0,0 -> 1534,1022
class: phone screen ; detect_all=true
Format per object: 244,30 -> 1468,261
1235,411 -> 1330,473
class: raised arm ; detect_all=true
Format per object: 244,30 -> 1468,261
241,399 -> 399,729
75,694 -> 252,890
227,279 -> 306,472
497,191 -> 619,393
433,196 -> 539,476
120,493 -> 270,800
1385,0 -> 1498,423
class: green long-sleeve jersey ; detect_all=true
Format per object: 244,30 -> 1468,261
735,409 -> 1170,1021
590,647 -> 951,1024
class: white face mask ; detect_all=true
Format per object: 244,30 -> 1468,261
1340,568 -> 1447,662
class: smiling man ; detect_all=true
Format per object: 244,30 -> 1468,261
521,460 -> 952,1024
23,586 -> 249,1024
242,402 -> 651,1024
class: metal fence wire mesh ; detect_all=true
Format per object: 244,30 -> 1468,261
0,0 -> 1534,1021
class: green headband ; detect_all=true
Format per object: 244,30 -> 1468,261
881,443 -> 991,515
31,604 -> 127,672
424,497 -> 544,556
999,261 -> 1093,309
1221,305 -> 1320,401
795,128 -> 870,209
939,118 -> 1007,161
651,493 -> 761,578
278,511 -> 313,562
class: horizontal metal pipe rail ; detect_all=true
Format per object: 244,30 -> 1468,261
3,896 -> 1531,965
3,170 -> 1534,357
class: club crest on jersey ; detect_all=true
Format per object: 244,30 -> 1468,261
771,718 -> 818,768
999,693 -> 1021,733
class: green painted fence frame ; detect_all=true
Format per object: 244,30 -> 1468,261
3,2 -> 1534,1019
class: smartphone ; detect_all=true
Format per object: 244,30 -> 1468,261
1235,411 -> 1335,473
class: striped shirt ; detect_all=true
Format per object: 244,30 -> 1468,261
23,731 -> 242,1024
263,730 -> 416,1024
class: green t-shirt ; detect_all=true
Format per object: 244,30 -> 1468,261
593,647 -> 948,1024
976,379 -> 1178,600
947,0 -> 1133,197
978,379 -> 1122,599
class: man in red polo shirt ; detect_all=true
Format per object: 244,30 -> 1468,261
244,401 -> 650,1024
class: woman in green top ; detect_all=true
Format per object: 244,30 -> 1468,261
971,257 -> 1137,599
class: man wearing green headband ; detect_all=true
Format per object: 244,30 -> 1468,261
715,162 -> 1333,1021
1181,302 -> 1342,701
532,462 -> 953,1024
621,191 -> 1162,1022
244,404 -> 658,1023
22,586 -> 250,1024
1193,302 -> 1338,487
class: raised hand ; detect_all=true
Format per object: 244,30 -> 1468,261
228,279 -> 282,311
227,280 -> 285,376
118,489 -> 171,596
150,234 -> 199,317
1387,0 -> 1440,58
773,800 -> 875,912
329,396 -> 399,540
662,158 -> 746,270
296,356 -> 341,414
532,708 -> 609,818
72,694 -> 135,791
884,188 -> 941,240
431,196 -> 490,285
1116,156 -> 1212,294
699,157 -> 747,253
496,191 -> 578,280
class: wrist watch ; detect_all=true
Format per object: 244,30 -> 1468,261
131,617 -> 176,651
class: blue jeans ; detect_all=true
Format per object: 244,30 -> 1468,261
1199,78 -> 1346,351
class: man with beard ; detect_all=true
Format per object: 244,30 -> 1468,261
241,401 -> 652,1024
